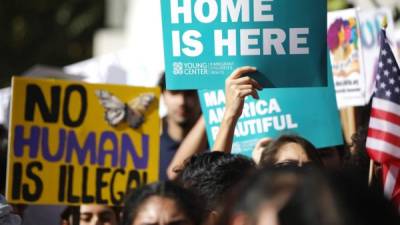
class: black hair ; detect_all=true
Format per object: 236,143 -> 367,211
219,167 -> 311,225
343,125 -> 372,182
60,205 -> 121,225
179,152 -> 255,211
259,134 -> 323,167
219,167 -> 400,225
122,181 -> 205,225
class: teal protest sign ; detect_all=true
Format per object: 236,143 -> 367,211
161,0 -> 327,90
198,56 -> 342,157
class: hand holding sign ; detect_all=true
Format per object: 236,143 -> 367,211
213,66 -> 262,153
224,66 -> 262,122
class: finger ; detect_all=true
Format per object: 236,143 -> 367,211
228,66 -> 257,79
254,80 -> 263,90
239,89 -> 259,100
236,84 -> 253,90
231,85 -> 259,100
251,90 -> 260,100
233,76 -> 252,84
234,76 -> 263,90
238,89 -> 253,98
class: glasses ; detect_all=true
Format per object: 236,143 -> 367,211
273,161 -> 314,169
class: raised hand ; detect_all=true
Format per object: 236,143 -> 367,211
213,66 -> 262,153
224,66 -> 262,122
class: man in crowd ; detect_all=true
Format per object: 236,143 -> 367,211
158,73 -> 202,180
179,152 -> 256,225
60,204 -> 119,225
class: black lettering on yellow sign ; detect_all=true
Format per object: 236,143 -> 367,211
57,165 -> 147,205
24,84 -> 87,127
11,161 -> 43,202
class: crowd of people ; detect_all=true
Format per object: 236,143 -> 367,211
1,66 -> 399,225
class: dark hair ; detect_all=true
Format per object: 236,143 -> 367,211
122,181 -> 205,225
179,152 -> 255,211
219,167 -> 318,225
60,205 -> 120,225
219,167 -> 400,225
343,126 -> 372,181
259,134 -> 323,167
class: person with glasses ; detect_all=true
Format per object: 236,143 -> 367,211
258,134 -> 323,168
212,66 -> 323,169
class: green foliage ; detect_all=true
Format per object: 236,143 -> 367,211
0,0 -> 105,87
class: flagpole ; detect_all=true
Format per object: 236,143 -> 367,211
368,159 -> 374,186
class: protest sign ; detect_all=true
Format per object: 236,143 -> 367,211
161,0 -> 327,90
6,77 -> 160,205
358,8 -> 397,103
199,55 -> 342,157
328,9 -> 365,108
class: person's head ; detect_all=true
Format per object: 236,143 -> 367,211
79,205 -> 118,225
219,167 -> 338,225
317,146 -> 344,170
219,167 -> 400,225
60,205 -> 119,225
259,134 -> 322,168
122,181 -> 205,225
158,73 -> 200,127
179,152 -> 256,213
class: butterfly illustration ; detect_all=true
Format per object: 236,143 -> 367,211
95,90 -> 155,129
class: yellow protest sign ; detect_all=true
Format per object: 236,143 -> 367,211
6,77 -> 160,205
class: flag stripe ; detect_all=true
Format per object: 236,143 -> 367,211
366,137 -> 400,159
367,29 -> 400,211
384,165 -> 399,198
372,98 -> 400,117
382,165 -> 400,212
369,117 -> 400,136
393,181 -> 400,201
370,108 -> 400,126
368,128 -> 400,148
368,148 -> 400,167
383,165 -> 390,186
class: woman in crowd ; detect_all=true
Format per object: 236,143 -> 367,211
121,181 -> 205,225
212,66 -> 324,168
258,134 -> 323,168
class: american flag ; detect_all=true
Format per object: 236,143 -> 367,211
366,29 -> 400,210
